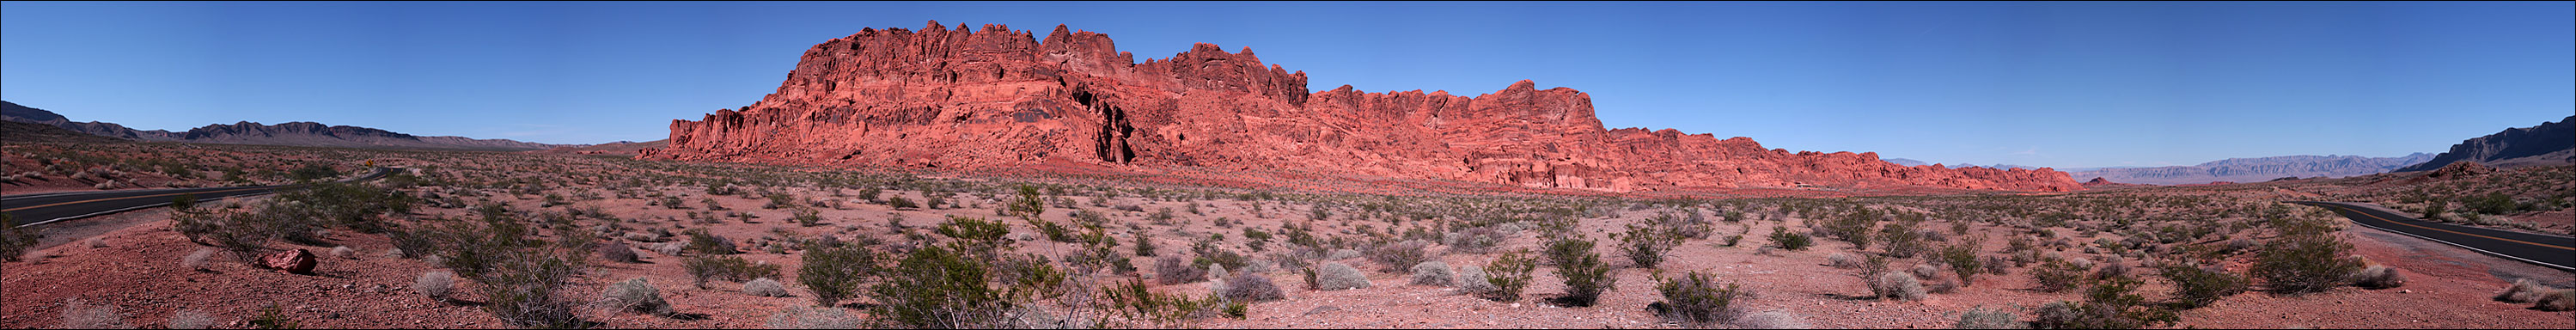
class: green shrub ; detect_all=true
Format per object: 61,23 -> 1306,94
798,244 -> 876,307
683,229 -> 739,255
2030,258 -> 2090,293
1618,223 -> 1682,269
1544,237 -> 1618,307
1651,271 -> 1749,326
684,255 -> 781,289
2250,233 -> 2361,295
792,208 -> 822,227
0,213 -> 40,262
1938,239 -> 1986,287
2155,265 -> 2246,309
868,246 -> 1008,328
2029,278 -> 2176,329
1769,226 -> 1812,251
888,196 -> 919,210
1482,249 -> 1538,302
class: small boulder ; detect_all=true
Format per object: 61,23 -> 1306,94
260,248 -> 318,274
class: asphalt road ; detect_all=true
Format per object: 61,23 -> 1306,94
3,167 -> 394,228
2290,200 -> 2576,272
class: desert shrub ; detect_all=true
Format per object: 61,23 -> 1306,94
2495,278 -> 2555,303
2346,265 -> 2405,290
1878,221 -> 1927,259
1483,250 -> 1538,302
479,248 -> 584,328
1617,223 -> 1682,269
1411,260 -> 1455,286
1952,306 -> 2027,329
598,241 -> 642,263
2250,233 -> 2361,295
1914,264 -> 1944,280
271,181 -> 417,234
766,306 -> 862,329
181,248 -> 217,271
1443,226 -> 1505,254
166,309 -> 216,329
602,277 -> 672,315
1938,240 -> 1986,286
1156,255 -> 1208,284
1544,237 -> 1619,307
1982,255 -> 2011,275
745,278 -> 791,297
1872,272 -> 1927,301
1326,248 -> 1362,260
1132,230 -> 1157,256
1315,262 -> 1371,290
2155,265 -> 2246,309
1221,272 -> 1287,302
791,208 -> 821,227
867,246 -> 1010,328
57,298 -> 131,329
2030,258 -> 2091,293
1828,253 -> 1860,268
683,229 -> 739,255
2093,260 -> 2131,280
684,255 -> 781,289
1768,226 -> 1812,251
1368,240 -> 1433,273
329,246 -> 354,259
1651,271 -> 1749,326
413,271 -> 456,302
2030,278 -> 2176,329
1733,310 -> 1811,329
888,196 -> 919,210
247,303 -> 299,329
1456,265 -> 1498,295
797,244 -> 876,307
2536,289 -> 2576,311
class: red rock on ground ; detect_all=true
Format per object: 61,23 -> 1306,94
642,21 -> 2084,193
260,248 -> 317,274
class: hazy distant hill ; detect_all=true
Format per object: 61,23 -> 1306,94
2066,153 -> 2435,186
3,101 -> 575,150
1884,158 -> 1927,167
2395,115 -> 2574,172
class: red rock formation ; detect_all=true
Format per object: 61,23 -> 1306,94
643,22 -> 2083,192
259,248 -> 317,274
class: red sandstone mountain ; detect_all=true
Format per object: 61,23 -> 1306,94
643,21 -> 2082,192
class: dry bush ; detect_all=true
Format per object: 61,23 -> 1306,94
1732,310 -> 1810,329
1952,306 -> 2027,329
56,298 -> 131,329
1368,240 -> 1433,273
180,248 -> 217,271
1156,255 -> 1207,284
766,306 -> 862,329
414,271 -> 457,302
1872,272 -> 1927,301
745,278 -> 791,297
1315,262 -> 1371,290
2497,278 -> 2551,302
165,309 -> 215,329
598,241 -> 642,263
2537,289 -> 2576,311
1411,261 -> 1455,286
1828,253 -> 1859,268
1456,265 -> 1499,296
1222,272 -> 1287,302
2093,260 -> 2131,280
2346,265 -> 2405,290
602,277 -> 672,315
328,246 -> 355,259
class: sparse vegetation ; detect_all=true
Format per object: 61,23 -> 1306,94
603,277 -> 674,315
2250,230 -> 2362,295
1651,271 -> 1749,327
1544,236 -> 1618,307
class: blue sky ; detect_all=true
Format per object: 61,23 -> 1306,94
3,2 -> 2568,169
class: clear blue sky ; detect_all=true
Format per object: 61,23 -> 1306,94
5,2 -> 2569,169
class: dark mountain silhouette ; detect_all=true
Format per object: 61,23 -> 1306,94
3,101 -> 573,150
2394,115 -> 2575,172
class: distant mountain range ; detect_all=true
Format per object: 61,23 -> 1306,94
2063,153 -> 2436,186
3,101 -> 574,150
2394,115 -> 2574,172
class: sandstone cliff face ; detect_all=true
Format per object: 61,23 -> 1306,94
644,22 -> 2082,192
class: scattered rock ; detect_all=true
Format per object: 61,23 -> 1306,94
259,249 -> 317,274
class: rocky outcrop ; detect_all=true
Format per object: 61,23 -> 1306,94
2396,115 -> 2574,172
2064,153 -> 2435,186
3,101 -> 571,150
259,248 -> 317,274
2427,161 -> 2497,179
644,22 -> 2082,192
